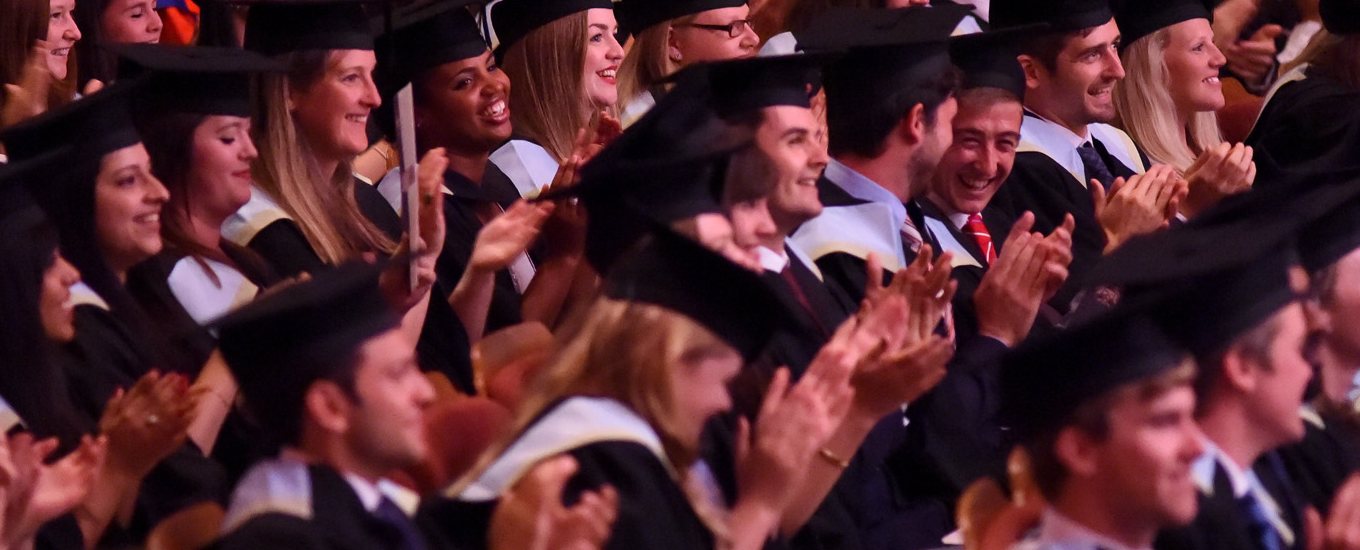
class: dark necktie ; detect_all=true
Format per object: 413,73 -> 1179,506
373,496 -> 428,550
1235,493 -> 1284,550
1077,141 -> 1116,190
780,265 -> 828,336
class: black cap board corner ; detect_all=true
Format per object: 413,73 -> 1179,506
0,81 -> 141,166
238,0 -> 380,55
614,0 -> 747,38
949,24 -> 1043,99
489,0 -> 613,61
991,0 -> 1113,33
375,0 -> 487,95
1111,0 -> 1214,52
214,262 -> 398,416
1001,302 -> 1188,441
111,43 -> 285,117
1321,0 -> 1360,35
603,225 -> 788,362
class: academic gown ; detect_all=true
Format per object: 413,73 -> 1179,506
377,165 -> 528,334
790,171 -> 1013,549
126,244 -> 281,486
1155,454 -> 1308,550
759,246 -> 852,377
488,138 -> 558,199
57,285 -> 229,545
1273,406 -> 1360,516
213,461 -> 427,550
1246,67 -> 1360,186
418,397 -> 715,550
222,183 -> 477,394
917,200 -> 1015,340
987,113 -> 1145,311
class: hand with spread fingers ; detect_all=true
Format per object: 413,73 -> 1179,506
1092,164 -> 1183,253
98,371 -> 196,478
1,44 -> 53,128
1181,142 -> 1256,218
973,214 -> 1054,347
490,455 -> 619,550
470,200 -> 555,273
3,434 -> 107,546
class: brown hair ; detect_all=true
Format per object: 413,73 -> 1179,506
502,11 -> 610,162
1026,362 -> 1196,500
251,49 -> 395,264
617,21 -> 679,111
1018,27 -> 1098,72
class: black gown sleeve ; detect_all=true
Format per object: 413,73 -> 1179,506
247,220 -> 326,279
563,441 -> 716,550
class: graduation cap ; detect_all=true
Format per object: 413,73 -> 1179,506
1321,0 -> 1360,35
1001,303 -> 1188,441
239,0 -> 378,55
604,226 -> 786,361
214,262 -> 398,422
546,72 -> 755,271
671,53 -> 829,120
0,81 -> 141,165
489,0 -> 613,61
797,6 -> 968,108
1111,0 -> 1214,52
110,44 -> 284,118
614,0 -> 746,38
1300,197 -> 1360,274
991,0 -> 1112,33
949,26 -> 1038,99
0,149 -> 68,231
1084,215 -> 1305,360
374,0 -> 487,95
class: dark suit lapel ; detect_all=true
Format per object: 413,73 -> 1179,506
919,200 -> 988,266
308,466 -> 403,550
1091,137 -> 1138,181
787,251 -> 850,330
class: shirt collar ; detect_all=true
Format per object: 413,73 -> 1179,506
757,245 -> 789,273
1021,111 -> 1097,185
1192,438 -> 1252,498
342,473 -> 383,512
824,159 -> 908,229
1036,507 -> 1152,550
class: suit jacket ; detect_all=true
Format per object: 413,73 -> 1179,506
1155,456 -> 1306,550
917,200 -> 1015,340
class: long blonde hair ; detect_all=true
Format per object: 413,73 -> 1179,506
1114,28 -> 1224,172
456,298 -> 732,538
251,50 -> 395,264
617,20 -> 683,109
502,11 -> 609,162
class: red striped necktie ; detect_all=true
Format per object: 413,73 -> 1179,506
963,213 -> 996,264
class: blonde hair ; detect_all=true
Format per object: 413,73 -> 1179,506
617,21 -> 682,109
502,11 -> 613,162
456,298 -> 732,538
1113,28 -> 1224,172
250,50 -> 395,264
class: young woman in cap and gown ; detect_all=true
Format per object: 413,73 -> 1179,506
0,84 -> 234,546
227,0 -> 476,394
1110,0 -> 1257,220
373,1 -> 588,339
1246,0 -> 1360,185
485,0 -> 625,199
71,0 -> 162,90
0,0 -> 82,131
612,0 -> 757,126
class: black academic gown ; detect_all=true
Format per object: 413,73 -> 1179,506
987,119 -> 1142,311
1155,455 -> 1308,550
1274,407 -> 1360,516
760,248 -> 852,377
213,464 -> 424,550
418,401 -> 715,550
437,168 -> 525,334
916,200 -> 1016,340
242,182 -> 476,394
801,174 -> 1014,549
1247,69 -> 1360,186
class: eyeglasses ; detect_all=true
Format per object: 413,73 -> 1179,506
679,19 -> 754,39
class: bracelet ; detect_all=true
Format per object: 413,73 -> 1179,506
818,447 -> 849,470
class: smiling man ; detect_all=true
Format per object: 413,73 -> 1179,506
988,0 -> 1149,311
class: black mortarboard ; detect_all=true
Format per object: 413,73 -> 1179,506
950,26 -> 1036,99
797,6 -> 966,106
544,73 -> 754,271
0,82 -> 141,165
672,54 -> 828,120
1321,0 -> 1360,35
0,149 -> 68,229
614,0 -> 746,37
1001,304 -> 1187,440
240,0 -> 376,55
1111,0 -> 1214,52
489,0 -> 613,61
375,0 -> 486,95
214,262 -> 398,411
1300,197 -> 1360,274
991,0 -> 1112,33
111,44 -> 284,117
1085,217 -> 1304,360
604,227 -> 785,361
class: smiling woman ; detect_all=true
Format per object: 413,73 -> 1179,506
73,0 -> 162,90
0,0 -> 81,116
